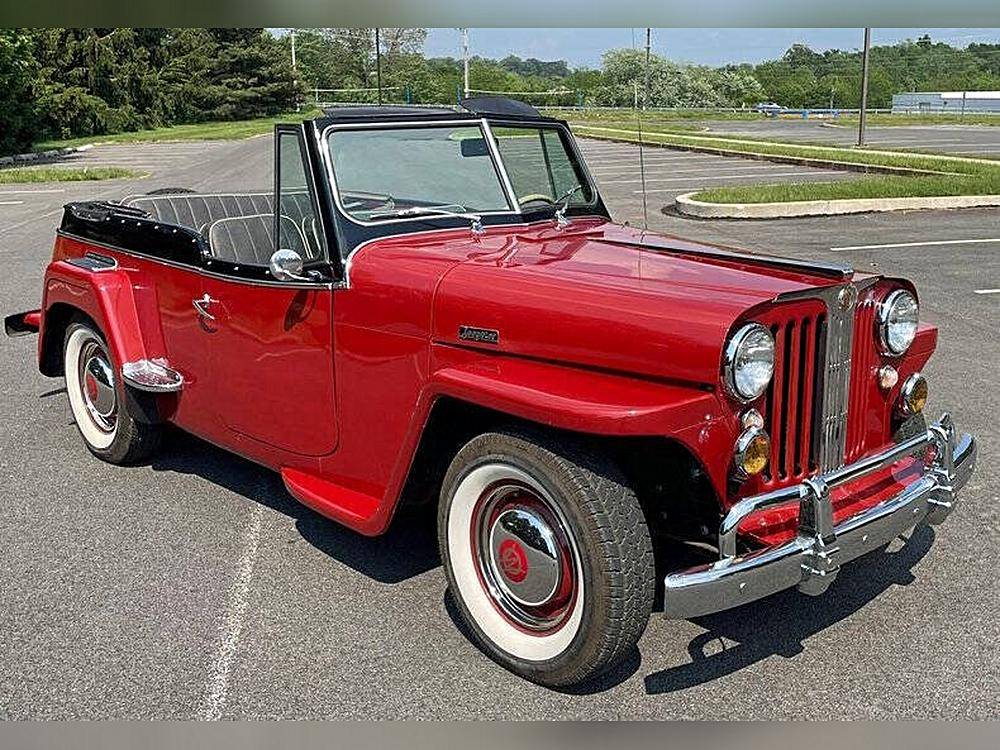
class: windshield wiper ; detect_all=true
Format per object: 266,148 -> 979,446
553,184 -> 583,228
368,205 -> 485,235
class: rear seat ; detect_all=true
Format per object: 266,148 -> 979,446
124,192 -> 274,236
206,214 -> 309,267
122,190 -> 323,266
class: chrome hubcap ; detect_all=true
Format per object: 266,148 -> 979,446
473,481 -> 577,633
79,341 -> 116,432
488,508 -> 561,607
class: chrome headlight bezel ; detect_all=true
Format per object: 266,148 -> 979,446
877,289 -> 919,356
723,323 -> 775,402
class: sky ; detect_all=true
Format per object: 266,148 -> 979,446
422,28 -> 1000,67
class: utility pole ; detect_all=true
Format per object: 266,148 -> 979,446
857,26 -> 871,147
644,27 -> 651,110
290,29 -> 297,70
374,28 -> 382,105
461,28 -> 470,98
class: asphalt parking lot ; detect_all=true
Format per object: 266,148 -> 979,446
577,137 -> 852,202
687,117 -> 1000,156
1,134 -> 998,719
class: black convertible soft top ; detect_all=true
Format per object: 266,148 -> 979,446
315,96 -> 563,128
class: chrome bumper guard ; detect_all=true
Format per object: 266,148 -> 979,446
663,413 -> 977,619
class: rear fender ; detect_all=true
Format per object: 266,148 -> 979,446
39,259 -> 166,377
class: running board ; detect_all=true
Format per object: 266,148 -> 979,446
121,359 -> 184,392
281,468 -> 382,535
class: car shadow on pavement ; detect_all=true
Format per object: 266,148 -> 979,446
150,428 -> 440,585
643,524 -> 935,695
441,589 -> 643,694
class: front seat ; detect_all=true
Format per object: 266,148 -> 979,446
206,214 -> 309,266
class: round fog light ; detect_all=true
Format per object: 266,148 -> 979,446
899,373 -> 928,416
734,428 -> 770,477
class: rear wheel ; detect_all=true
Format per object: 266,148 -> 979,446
438,431 -> 655,688
63,321 -> 161,464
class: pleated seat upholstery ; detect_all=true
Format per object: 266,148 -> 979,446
206,214 -> 309,266
122,191 -> 323,266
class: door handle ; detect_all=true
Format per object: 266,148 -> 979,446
192,294 -> 218,320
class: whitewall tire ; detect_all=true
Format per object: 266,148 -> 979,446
63,320 -> 161,464
438,431 -> 655,688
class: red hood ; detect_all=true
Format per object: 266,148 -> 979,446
431,219 -> 847,386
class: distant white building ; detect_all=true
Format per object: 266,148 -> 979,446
892,91 -> 1000,114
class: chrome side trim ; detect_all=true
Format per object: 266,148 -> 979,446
662,413 -> 977,619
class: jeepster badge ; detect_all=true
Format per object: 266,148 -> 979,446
458,326 -> 500,345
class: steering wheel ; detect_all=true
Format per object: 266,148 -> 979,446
518,193 -> 554,206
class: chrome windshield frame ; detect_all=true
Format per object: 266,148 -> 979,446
318,117 -> 599,230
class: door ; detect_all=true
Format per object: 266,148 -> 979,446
150,259 -> 218,434
204,125 -> 339,457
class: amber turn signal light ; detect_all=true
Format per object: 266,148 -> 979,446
898,373 -> 928,416
734,428 -> 770,477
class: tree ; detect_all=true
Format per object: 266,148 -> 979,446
0,29 -> 36,154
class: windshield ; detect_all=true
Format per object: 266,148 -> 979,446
328,124 -> 511,221
326,121 -> 594,223
489,124 -> 594,209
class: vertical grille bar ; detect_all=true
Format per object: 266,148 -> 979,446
798,317 -> 818,474
845,296 -> 877,462
769,323 -> 787,479
816,287 -> 855,472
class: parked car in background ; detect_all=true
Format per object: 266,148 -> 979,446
754,101 -> 785,115
5,98 -> 977,688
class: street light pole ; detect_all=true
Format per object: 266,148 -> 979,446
290,29 -> 296,70
462,28 -> 470,98
858,26 -> 871,147
644,27 -> 651,111
374,28 -> 382,105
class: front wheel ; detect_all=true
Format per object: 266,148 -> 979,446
63,320 -> 161,464
438,431 -> 655,688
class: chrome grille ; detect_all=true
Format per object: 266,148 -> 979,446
815,293 -> 855,472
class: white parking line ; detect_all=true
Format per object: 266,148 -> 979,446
636,171 -> 839,193
0,189 -> 65,195
973,289 -> 1000,295
831,238 -> 1000,252
202,504 -> 264,721
600,165 -> 816,183
0,201 -> 24,206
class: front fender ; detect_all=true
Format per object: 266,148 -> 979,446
40,259 -> 165,376
428,344 -> 721,437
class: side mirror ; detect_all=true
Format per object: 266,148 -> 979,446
269,248 -> 309,281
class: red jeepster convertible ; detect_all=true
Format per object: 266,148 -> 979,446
6,98 -> 977,687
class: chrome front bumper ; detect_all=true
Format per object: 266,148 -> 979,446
663,413 -> 977,619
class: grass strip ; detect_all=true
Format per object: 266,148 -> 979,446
0,166 -> 141,183
691,174 -> 1000,204
33,110 -> 321,151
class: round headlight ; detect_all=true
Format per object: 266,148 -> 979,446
724,323 -> 774,401
878,289 -> 918,355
